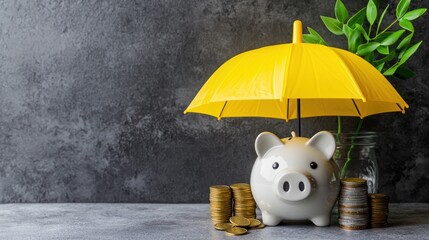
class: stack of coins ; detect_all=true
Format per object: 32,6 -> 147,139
230,183 -> 256,219
338,178 -> 369,230
209,185 -> 232,225
368,193 -> 389,228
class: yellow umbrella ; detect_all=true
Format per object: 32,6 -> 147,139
184,20 -> 408,136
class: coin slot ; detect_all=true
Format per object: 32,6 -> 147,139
299,181 -> 305,191
283,181 -> 290,192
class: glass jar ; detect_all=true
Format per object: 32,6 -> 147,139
333,132 -> 378,193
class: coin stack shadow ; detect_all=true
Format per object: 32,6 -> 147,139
230,183 -> 256,219
209,185 -> 232,225
338,178 -> 369,230
368,193 -> 389,228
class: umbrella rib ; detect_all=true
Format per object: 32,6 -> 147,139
287,99 -> 290,121
218,101 -> 228,119
396,103 -> 404,112
351,99 -> 361,117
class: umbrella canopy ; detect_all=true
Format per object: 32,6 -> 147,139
184,20 -> 408,132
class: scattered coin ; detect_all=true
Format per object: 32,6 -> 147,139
248,218 -> 262,228
225,226 -> 247,236
214,222 -> 233,231
230,216 -> 250,227
255,223 -> 265,229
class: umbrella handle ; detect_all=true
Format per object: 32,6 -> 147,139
293,20 -> 302,136
297,99 -> 301,137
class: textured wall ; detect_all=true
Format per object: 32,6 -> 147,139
0,0 -> 427,203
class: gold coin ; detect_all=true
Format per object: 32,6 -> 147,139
230,216 -> 250,227
230,183 -> 250,188
225,226 -> 247,235
256,223 -> 265,229
214,222 -> 233,231
248,218 -> 262,228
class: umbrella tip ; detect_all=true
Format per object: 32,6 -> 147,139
293,20 -> 302,44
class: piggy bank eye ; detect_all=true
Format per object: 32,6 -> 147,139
310,162 -> 318,169
272,162 -> 279,169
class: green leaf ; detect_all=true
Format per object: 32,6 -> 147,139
375,62 -> 385,72
394,65 -> 416,79
377,45 -> 389,55
335,0 -> 349,23
303,34 -> 320,44
307,27 -> 328,45
399,41 -> 422,65
366,0 -> 378,25
343,24 -> 352,38
396,33 -> 413,51
399,18 -> 414,32
398,47 -> 407,59
354,24 -> 369,41
396,0 -> 411,18
347,7 -> 367,27
356,42 -> 380,56
377,5 -> 389,34
303,34 -> 327,45
321,16 -> 344,35
348,30 -> 362,53
380,30 -> 405,46
403,8 -> 427,21
383,64 -> 399,76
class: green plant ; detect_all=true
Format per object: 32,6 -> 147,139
304,0 -> 425,78
303,0 -> 426,178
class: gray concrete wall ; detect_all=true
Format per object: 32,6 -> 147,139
0,0 -> 427,203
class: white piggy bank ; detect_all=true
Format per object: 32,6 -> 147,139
250,131 -> 340,227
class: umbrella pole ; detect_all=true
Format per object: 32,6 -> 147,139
297,99 -> 301,137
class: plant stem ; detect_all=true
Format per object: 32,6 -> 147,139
340,118 -> 364,178
372,18 -> 400,40
368,24 -> 373,42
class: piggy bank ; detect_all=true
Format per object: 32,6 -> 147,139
250,131 -> 340,227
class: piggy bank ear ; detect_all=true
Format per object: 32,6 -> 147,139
255,132 -> 283,158
306,131 -> 336,160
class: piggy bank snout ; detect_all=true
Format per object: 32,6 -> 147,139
275,171 -> 312,202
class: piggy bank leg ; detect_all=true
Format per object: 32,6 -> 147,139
310,214 -> 331,227
261,211 -> 282,226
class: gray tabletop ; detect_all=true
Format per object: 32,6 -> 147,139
0,203 -> 427,240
